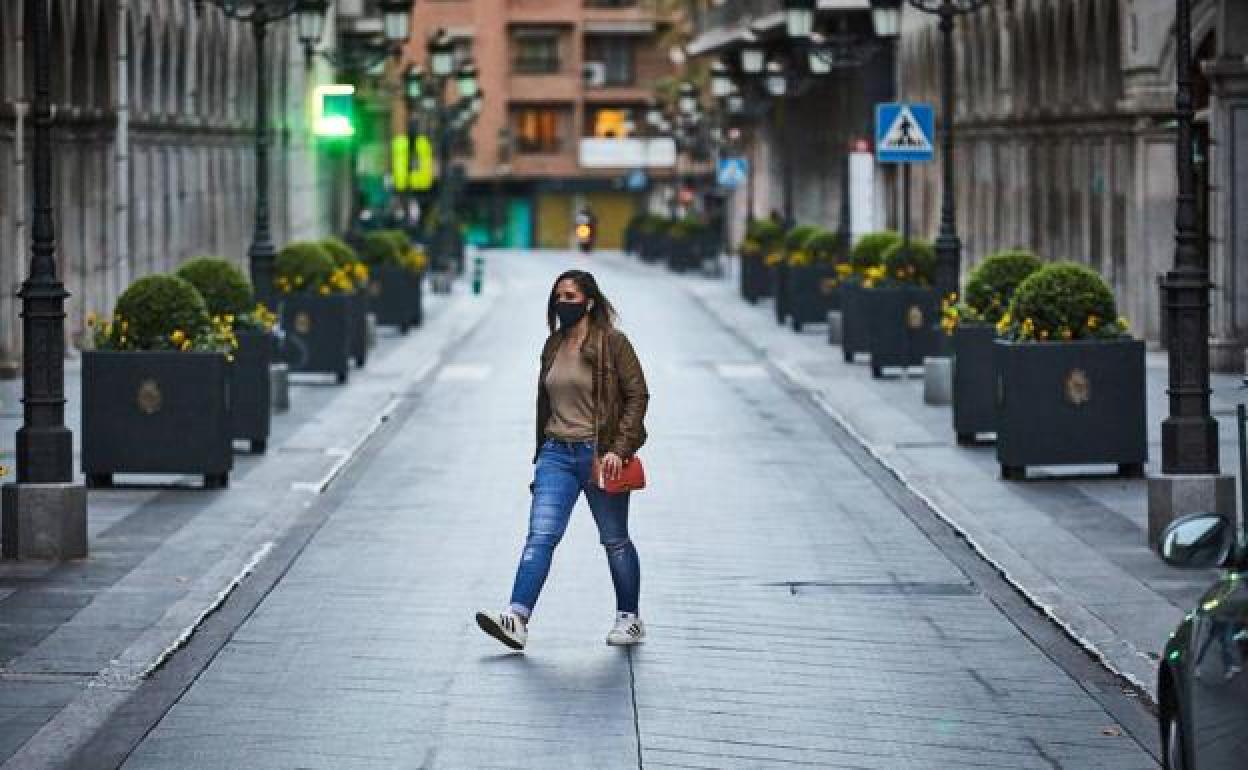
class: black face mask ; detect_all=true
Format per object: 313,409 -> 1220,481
555,301 -> 590,329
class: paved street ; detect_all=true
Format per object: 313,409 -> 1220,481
51,251 -> 1158,769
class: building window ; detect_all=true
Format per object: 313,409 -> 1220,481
512,107 -> 566,153
512,28 -> 563,74
584,106 -> 635,138
584,37 -> 635,86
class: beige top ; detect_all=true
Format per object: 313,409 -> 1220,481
544,344 -> 596,441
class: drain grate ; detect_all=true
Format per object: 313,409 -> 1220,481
769,580 -> 977,597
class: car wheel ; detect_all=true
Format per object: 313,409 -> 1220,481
1164,710 -> 1186,770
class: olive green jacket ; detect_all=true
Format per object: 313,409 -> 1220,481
535,326 -> 649,462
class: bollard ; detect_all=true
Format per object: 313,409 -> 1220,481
472,252 -> 485,295
270,362 -> 291,413
923,356 -> 953,404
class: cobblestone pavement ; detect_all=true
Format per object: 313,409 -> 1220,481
105,251 -> 1155,769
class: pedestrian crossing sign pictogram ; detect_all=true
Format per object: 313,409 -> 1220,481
717,157 -> 749,189
875,103 -> 935,164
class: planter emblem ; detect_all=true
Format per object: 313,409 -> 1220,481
1064,368 -> 1091,406
820,278 -> 838,296
369,281 -> 382,297
906,305 -> 925,330
136,379 -> 163,415
293,311 -> 312,335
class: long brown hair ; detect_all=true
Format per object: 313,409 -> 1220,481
546,270 -> 618,333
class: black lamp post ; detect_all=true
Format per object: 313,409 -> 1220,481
16,0 -> 72,487
421,29 -> 478,275
194,0 -> 332,304
873,0 -> 988,302
1160,0 -> 1219,475
2,0 -> 87,560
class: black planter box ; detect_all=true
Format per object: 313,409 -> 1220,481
280,293 -> 351,384
952,323 -> 998,444
639,232 -> 664,263
740,256 -> 770,303
82,351 -> 233,488
370,265 -> 422,333
231,329 -> 273,453
349,291 -> 369,367
994,338 -> 1147,480
773,262 -> 790,325
866,286 -> 940,377
786,264 -> 837,332
667,237 -> 698,272
839,283 -> 871,362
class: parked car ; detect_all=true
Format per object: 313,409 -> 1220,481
1156,511 -> 1248,770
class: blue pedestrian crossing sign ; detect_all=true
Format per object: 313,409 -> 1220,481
717,157 -> 749,189
875,103 -> 935,164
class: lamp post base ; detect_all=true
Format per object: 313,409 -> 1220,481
2,482 -> 87,560
1147,472 -> 1236,552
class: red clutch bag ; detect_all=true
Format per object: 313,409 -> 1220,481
592,455 -> 646,495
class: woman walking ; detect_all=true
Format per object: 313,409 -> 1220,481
476,270 -> 650,651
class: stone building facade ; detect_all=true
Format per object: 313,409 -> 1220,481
0,0 -> 338,374
898,0 -> 1248,367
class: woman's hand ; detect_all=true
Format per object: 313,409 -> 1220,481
600,452 -> 625,482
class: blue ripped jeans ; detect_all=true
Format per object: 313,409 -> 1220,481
509,439 -> 640,619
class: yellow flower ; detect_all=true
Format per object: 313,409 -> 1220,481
1118,316 -> 1130,330
1086,315 -> 1100,330
170,329 -> 186,345
180,339 -> 192,351
0,464 -> 6,477
319,285 -> 330,296
86,312 -> 98,328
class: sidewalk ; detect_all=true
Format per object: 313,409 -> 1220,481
678,259 -> 1234,697
0,279 -> 498,767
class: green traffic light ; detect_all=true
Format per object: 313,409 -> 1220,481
314,84 -> 356,139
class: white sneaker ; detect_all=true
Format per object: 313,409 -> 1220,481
475,610 -> 527,651
606,613 -> 645,646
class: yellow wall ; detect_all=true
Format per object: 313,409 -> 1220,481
537,194 -> 575,249
535,192 -> 637,250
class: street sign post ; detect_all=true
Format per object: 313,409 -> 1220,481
717,157 -> 749,190
875,103 -> 935,261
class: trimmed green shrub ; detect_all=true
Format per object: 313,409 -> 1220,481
881,238 -> 937,286
1002,262 -> 1127,341
321,237 -> 358,268
275,241 -> 336,294
104,275 -> 211,351
850,231 -> 902,271
964,250 -> 1043,324
805,229 -> 844,264
357,232 -> 401,267
175,257 -> 254,320
784,224 -> 819,253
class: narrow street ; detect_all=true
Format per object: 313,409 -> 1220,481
89,252 -> 1157,769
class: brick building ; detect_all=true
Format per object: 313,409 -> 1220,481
401,0 -> 682,250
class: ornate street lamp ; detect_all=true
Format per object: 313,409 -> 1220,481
2,0 -> 87,560
710,61 -> 736,99
405,64 -> 425,101
870,0 -> 903,38
741,39 -> 766,76
785,0 -> 816,39
195,0 -> 332,303
429,29 -> 456,78
765,59 -> 788,98
872,0 -> 990,302
1159,0 -> 1218,474
678,81 -> 700,116
379,0 -> 412,45
456,62 -> 480,99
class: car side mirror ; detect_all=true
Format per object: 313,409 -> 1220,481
1160,513 -> 1237,569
